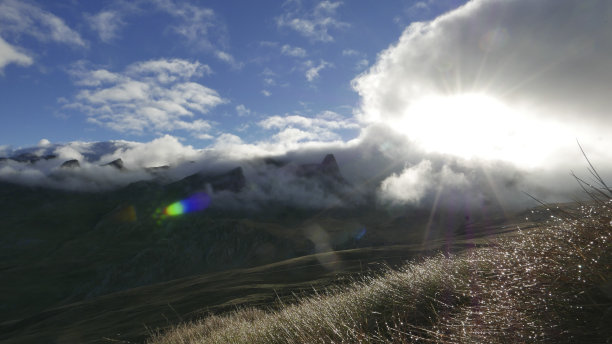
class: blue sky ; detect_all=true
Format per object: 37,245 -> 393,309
0,0 -> 463,148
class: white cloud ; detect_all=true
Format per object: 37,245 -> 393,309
305,60 -> 331,81
281,44 -> 307,57
258,111 -> 358,144
0,0 -> 85,47
153,0 -> 228,52
215,50 -> 242,69
259,113 -> 358,131
196,133 -> 214,140
236,104 -> 251,116
99,134 -> 199,168
353,0 -> 612,169
0,36 -> 32,72
355,59 -> 368,70
277,1 -> 349,42
87,10 -> 124,43
342,49 -> 359,56
261,90 -> 272,97
378,160 -> 469,205
126,59 -> 211,83
65,58 -> 225,135
259,41 -> 278,48
379,160 -> 433,205
37,139 -> 51,147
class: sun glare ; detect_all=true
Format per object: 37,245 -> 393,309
392,94 -> 569,168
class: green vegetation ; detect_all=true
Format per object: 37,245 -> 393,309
149,201 -> 612,342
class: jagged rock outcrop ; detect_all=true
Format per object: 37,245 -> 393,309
60,159 -> 80,168
296,154 -> 347,184
169,166 -> 246,194
145,165 -> 170,173
103,158 -> 125,170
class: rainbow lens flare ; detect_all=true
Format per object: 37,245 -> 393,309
163,193 -> 211,216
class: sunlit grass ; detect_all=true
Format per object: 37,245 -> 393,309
148,180 -> 612,343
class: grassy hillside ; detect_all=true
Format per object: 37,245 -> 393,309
0,177 -> 489,325
149,200 -> 612,343
0,213 -> 514,343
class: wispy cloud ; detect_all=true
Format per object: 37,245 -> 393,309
261,90 -> 272,97
0,36 -> 32,73
0,0 -> 86,47
215,50 -> 242,69
87,10 -> 124,43
341,49 -> 359,56
236,104 -> 251,116
281,44 -> 307,58
0,0 -> 85,71
355,59 -> 368,70
153,0 -> 218,48
304,60 -> 331,82
65,58 -> 226,136
277,1 -> 349,42
154,0 -> 239,67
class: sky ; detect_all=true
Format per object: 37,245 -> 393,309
0,0 -> 462,148
1,0 -> 612,206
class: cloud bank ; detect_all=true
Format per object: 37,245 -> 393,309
353,0 -> 612,169
2,0 -> 610,217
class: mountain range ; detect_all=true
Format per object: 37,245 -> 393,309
0,147 -> 509,343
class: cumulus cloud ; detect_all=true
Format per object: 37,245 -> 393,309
305,60 -> 331,81
0,36 -> 32,72
379,160 -> 433,205
261,90 -> 272,97
258,111 -> 359,149
277,0 -> 349,42
378,160 -> 468,205
0,0 -> 85,47
281,44 -> 307,57
64,58 -> 225,136
353,0 -> 612,170
87,10 -> 124,43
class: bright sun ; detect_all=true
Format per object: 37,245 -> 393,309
391,94 -> 569,168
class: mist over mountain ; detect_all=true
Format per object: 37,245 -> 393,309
0,126 -> 596,216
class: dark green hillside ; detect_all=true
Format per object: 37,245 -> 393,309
1,213 -> 515,343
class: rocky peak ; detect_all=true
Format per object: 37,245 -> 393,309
170,166 -> 246,194
103,158 -> 125,170
60,159 -> 80,168
297,154 -> 342,179
321,154 -> 340,175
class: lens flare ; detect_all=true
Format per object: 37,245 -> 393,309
163,193 -> 211,216
355,227 -> 367,240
